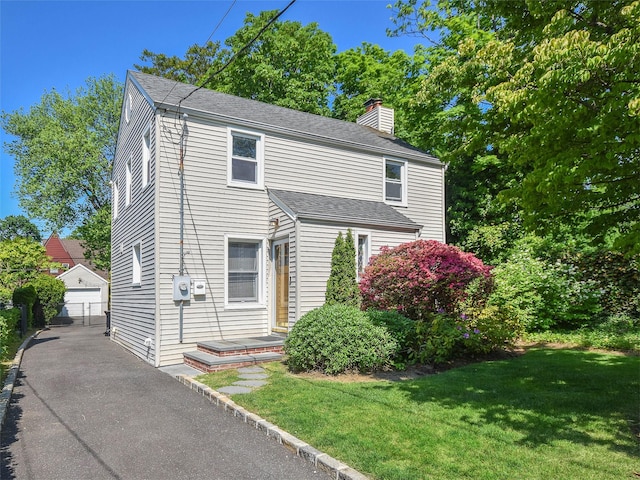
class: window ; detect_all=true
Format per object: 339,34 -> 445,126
226,237 -> 264,306
384,158 -> 407,206
132,242 -> 142,285
228,129 -> 264,188
113,179 -> 119,218
125,156 -> 132,206
356,233 -> 370,280
124,93 -> 132,124
142,126 -> 151,188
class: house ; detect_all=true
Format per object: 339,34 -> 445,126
111,71 -> 445,368
43,233 -> 109,320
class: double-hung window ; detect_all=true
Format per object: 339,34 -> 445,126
228,129 -> 264,189
142,126 -> 151,188
226,237 -> 264,306
384,158 -> 407,206
113,179 -> 119,219
125,155 -> 132,206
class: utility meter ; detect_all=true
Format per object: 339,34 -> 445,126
173,275 -> 191,301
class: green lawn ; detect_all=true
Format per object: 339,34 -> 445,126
0,330 -> 32,384
197,349 -> 640,479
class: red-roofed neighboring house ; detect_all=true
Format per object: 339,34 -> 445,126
43,233 -> 108,280
43,233 -> 109,323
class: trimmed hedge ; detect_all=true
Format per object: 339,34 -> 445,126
285,304 -> 397,375
0,307 -> 20,358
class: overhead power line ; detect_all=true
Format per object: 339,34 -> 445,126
179,0 -> 298,104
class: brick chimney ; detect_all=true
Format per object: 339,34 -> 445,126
356,98 -> 394,135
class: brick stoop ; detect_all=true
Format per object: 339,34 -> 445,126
183,336 -> 285,373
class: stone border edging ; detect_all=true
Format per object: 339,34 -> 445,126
0,330 -> 42,436
176,375 -> 369,480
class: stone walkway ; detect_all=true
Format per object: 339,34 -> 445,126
217,366 -> 269,395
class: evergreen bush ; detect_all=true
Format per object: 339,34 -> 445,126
366,309 -> 416,368
284,304 -> 397,374
325,229 -> 360,307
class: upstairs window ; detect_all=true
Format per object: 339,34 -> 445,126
113,179 -> 119,219
228,129 -> 264,189
384,158 -> 407,206
142,126 -> 151,188
125,156 -> 132,206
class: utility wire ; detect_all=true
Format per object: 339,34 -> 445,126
157,0 -> 238,108
179,0 -> 297,104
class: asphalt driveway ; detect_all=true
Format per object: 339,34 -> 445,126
0,324 -> 329,480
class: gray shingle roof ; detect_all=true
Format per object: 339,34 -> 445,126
268,189 -> 421,231
128,71 -> 439,164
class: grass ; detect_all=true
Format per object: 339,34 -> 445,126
0,330 -> 33,384
197,349 -> 640,480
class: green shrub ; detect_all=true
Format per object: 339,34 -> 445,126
285,304 -> 397,375
461,305 -> 524,354
411,313 -> 460,364
409,307 -> 523,364
27,274 -> 65,327
0,307 -> 20,358
490,236 -> 601,331
12,285 -> 37,328
366,309 -> 416,369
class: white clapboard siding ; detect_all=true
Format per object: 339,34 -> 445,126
154,115 -> 270,366
110,79 -> 158,365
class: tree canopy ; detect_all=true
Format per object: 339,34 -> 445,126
390,0 -> 640,254
0,215 -> 41,242
137,10 -> 337,115
0,238 -> 56,303
1,74 -> 121,269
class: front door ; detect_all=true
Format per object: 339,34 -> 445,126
273,240 -> 290,330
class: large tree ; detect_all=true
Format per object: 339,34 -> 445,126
135,41 -> 223,85
390,0 -> 640,254
136,10 -> 337,115
0,215 -> 41,242
332,43 -> 423,143
1,74 -> 121,268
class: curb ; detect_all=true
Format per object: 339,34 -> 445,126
0,330 -> 42,437
176,375 -> 370,480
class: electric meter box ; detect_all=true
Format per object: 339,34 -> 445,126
173,275 -> 191,301
193,279 -> 206,296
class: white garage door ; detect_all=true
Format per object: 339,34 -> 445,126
60,288 -> 102,318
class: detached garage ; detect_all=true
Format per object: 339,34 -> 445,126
56,264 -> 109,325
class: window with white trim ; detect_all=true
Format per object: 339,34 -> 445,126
132,242 -> 142,285
356,233 -> 370,280
228,129 -> 264,189
226,238 -> 264,305
142,126 -> 151,188
113,179 -> 119,219
125,156 -> 132,206
384,158 -> 407,206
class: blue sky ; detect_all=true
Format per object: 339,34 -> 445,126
0,0 -> 426,235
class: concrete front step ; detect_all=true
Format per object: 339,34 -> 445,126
196,335 -> 285,357
184,350 -> 283,373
